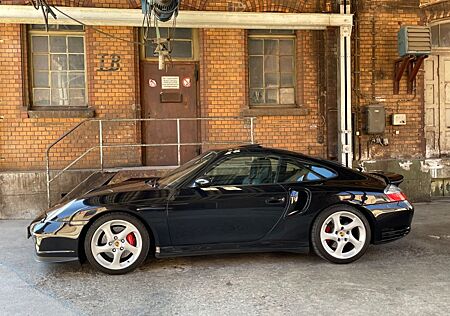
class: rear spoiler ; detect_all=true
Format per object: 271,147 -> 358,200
368,171 -> 404,186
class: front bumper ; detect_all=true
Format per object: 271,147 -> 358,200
367,200 -> 414,244
28,217 -> 83,263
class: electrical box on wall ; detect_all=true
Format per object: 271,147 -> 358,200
392,114 -> 407,125
366,104 -> 385,134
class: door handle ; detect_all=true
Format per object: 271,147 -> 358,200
265,197 -> 286,205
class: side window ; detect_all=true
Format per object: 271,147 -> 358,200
204,156 -> 279,186
278,160 -> 337,183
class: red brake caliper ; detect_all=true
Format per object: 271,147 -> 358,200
325,225 -> 333,246
126,233 -> 136,246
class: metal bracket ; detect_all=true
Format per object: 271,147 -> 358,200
394,55 -> 427,94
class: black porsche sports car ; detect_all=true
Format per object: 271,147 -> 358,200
29,145 -> 414,274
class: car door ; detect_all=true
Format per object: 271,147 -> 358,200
167,154 -> 289,245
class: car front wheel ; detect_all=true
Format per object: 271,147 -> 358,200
84,213 -> 150,274
311,205 -> 371,264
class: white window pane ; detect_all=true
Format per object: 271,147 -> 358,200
280,88 -> 295,104
265,73 -> 279,88
171,41 -> 192,58
33,71 -> 49,88
50,36 -> 67,53
280,40 -> 294,55
173,28 -> 192,39
249,39 -> 263,55
32,36 -> 48,53
51,88 -> 69,106
265,89 -> 278,104
264,55 -> 278,72
440,23 -> 450,47
280,56 -> 294,73
264,40 -> 278,55
68,54 -> 85,70
281,73 -> 294,87
431,25 -> 439,47
33,89 -> 50,106
69,89 -> 85,106
250,89 -> 264,104
68,37 -> 84,53
249,56 -> 263,88
32,55 -> 49,70
51,54 -> 68,70
68,73 -> 85,88
51,72 -> 68,88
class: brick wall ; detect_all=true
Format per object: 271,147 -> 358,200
198,26 -> 325,156
0,23 -> 141,172
0,0 -> 427,174
354,0 -> 424,161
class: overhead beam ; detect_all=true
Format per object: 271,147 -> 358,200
0,5 -> 352,29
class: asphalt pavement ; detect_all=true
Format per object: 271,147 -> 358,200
0,199 -> 449,316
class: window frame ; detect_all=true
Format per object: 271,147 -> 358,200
247,30 -> 297,108
27,25 -> 88,109
198,153 -> 282,187
429,22 -> 450,55
139,27 -> 199,61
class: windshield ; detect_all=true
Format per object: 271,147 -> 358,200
158,151 -> 217,187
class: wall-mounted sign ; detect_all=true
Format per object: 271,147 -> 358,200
148,78 -> 157,88
161,76 -> 180,89
182,77 -> 192,88
98,54 -> 121,72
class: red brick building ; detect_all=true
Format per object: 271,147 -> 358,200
0,0 -> 448,218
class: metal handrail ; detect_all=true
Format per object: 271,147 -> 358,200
46,117 -> 256,207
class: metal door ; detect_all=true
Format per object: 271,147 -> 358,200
140,62 -> 199,166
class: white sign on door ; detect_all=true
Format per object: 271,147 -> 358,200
161,76 -> 180,89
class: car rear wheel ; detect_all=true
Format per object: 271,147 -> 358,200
311,205 -> 371,264
84,213 -> 150,274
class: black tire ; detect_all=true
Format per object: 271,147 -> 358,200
84,212 -> 150,275
311,205 -> 371,264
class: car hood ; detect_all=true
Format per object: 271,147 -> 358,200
77,178 -> 173,208
82,180 -> 158,198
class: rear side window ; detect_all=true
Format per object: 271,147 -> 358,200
277,160 -> 337,183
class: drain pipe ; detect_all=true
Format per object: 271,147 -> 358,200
337,0 -> 353,168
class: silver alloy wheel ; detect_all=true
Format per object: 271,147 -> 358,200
320,211 -> 366,260
90,219 -> 143,270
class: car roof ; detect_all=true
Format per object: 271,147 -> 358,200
219,144 -> 350,171
226,144 -> 311,158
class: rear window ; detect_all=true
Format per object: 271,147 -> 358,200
277,160 -> 337,183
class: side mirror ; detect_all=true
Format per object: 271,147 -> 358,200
194,176 -> 211,188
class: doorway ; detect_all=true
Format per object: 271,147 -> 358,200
424,54 -> 450,158
140,62 -> 200,166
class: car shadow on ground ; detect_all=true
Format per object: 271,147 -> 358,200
37,240 -> 421,277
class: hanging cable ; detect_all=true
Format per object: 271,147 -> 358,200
30,1 -> 180,69
29,0 -> 57,31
